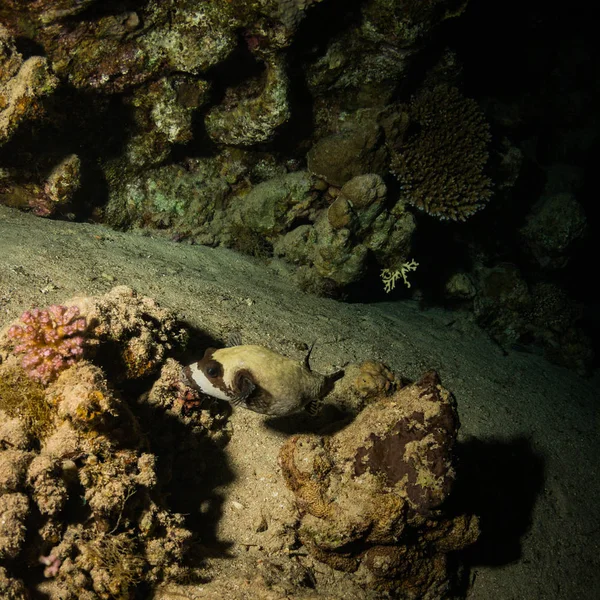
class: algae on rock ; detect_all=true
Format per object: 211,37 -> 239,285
280,369 -> 479,598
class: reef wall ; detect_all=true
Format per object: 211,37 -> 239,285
0,1 -> 595,369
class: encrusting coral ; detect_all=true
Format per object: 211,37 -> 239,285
279,369 -> 479,598
0,365 -> 54,441
390,85 -> 492,221
273,173 -> 416,293
352,360 -> 399,400
0,287 -> 227,599
205,53 -> 291,146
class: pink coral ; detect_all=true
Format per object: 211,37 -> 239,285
39,554 -> 61,578
7,305 -> 87,384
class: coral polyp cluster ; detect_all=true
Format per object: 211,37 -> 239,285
7,305 -> 87,384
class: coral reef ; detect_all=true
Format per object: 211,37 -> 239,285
352,360 -> 400,401
1,0 -> 587,373
104,148 -> 284,241
306,118 -> 388,187
472,265 -> 593,374
0,565 -> 28,599
273,173 -> 416,291
1,0 -> 502,302
78,285 -> 189,381
444,272 -> 477,302
6,305 -> 86,385
0,153 -> 82,218
390,85 -> 492,221
229,170 -> 318,241
205,53 -> 291,146
0,287 -> 229,598
0,25 -> 58,146
277,0 -> 325,30
40,154 -> 82,216
0,0 -> 441,289
0,24 -> 80,218
306,0 -> 467,123
0,0 -> 323,220
121,76 -> 211,170
108,159 -> 416,296
279,370 -> 479,597
0,364 -> 53,441
321,360 -> 402,417
0,354 -> 192,598
519,192 -> 588,270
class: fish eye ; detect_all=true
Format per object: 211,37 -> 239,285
205,361 -> 221,378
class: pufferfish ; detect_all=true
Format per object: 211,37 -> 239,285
184,337 -> 343,416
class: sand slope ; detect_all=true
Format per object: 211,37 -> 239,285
1,205 -> 598,599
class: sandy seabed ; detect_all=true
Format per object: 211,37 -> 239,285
1,205 -> 599,599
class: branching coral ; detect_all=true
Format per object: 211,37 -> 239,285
381,259 -> 419,292
7,305 -> 86,385
390,85 -> 492,221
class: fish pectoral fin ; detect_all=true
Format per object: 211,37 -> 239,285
232,369 -> 256,403
228,395 -> 245,406
304,399 -> 320,416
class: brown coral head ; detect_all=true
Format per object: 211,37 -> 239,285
354,360 -> 398,399
353,382 -> 458,514
416,369 -> 441,388
327,196 -> 353,229
361,545 -> 411,580
354,419 -> 418,484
